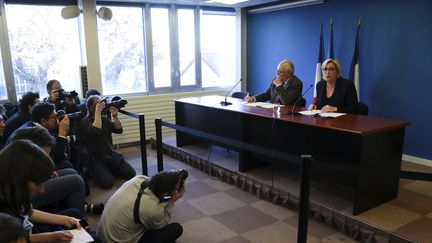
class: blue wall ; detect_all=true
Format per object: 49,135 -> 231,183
246,0 -> 432,160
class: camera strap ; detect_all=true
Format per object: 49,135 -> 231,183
134,180 -> 150,225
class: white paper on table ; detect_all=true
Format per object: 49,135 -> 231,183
243,102 -> 282,109
319,112 -> 346,118
67,228 -> 94,243
299,110 -> 321,115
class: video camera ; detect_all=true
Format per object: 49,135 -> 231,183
102,96 -> 128,112
57,110 -> 82,122
54,89 -> 78,101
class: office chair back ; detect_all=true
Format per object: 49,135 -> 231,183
296,97 -> 306,108
358,102 -> 369,115
231,91 -> 248,99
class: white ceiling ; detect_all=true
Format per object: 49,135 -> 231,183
100,0 -> 285,8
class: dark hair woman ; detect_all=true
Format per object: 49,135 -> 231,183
0,140 -> 81,243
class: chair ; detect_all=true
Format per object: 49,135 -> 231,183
357,102 -> 369,115
231,91 -> 248,99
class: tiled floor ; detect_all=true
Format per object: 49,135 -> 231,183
86,142 -> 432,242
86,144 -> 356,243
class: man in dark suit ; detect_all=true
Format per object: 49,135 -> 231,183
1,92 -> 40,147
245,59 -> 303,105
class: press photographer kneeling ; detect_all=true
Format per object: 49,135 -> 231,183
79,95 -> 135,189
99,170 -> 187,243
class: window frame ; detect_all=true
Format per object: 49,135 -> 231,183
0,1 -> 238,102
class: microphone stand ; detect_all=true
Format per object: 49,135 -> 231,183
220,78 -> 242,106
287,84 -> 314,116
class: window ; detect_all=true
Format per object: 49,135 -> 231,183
151,7 -> 171,88
200,11 -> 237,88
98,6 -> 147,95
6,4 -> 82,99
0,52 -> 7,100
178,8 -> 196,86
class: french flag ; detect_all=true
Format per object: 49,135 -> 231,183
313,22 -> 325,104
349,17 -> 361,100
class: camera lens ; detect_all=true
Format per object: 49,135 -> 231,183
177,169 -> 188,181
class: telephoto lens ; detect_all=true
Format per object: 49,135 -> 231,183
85,202 -> 104,215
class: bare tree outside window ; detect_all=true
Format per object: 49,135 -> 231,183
178,9 -> 196,86
151,7 -> 171,88
200,11 -> 236,87
6,4 -> 82,99
0,55 -> 7,100
98,6 -> 146,95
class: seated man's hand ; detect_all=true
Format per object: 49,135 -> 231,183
244,96 -> 254,103
272,78 -> 283,87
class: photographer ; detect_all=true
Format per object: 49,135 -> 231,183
99,171 -> 185,243
1,92 -> 40,147
8,102 -> 72,170
44,79 -> 80,113
79,95 -> 135,189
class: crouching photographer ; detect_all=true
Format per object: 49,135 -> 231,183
79,95 -> 135,189
99,170 -> 186,243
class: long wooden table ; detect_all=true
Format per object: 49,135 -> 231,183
174,95 -> 410,215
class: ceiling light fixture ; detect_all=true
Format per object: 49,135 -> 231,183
61,5 -> 113,21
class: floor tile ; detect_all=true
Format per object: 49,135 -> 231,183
216,236 -> 253,243
357,204 -> 422,231
181,180 -> 219,200
187,192 -> 246,216
201,177 -> 236,191
390,188 -> 432,215
250,200 -> 297,220
179,217 -> 237,243
224,188 -> 261,204
213,206 -> 278,233
402,181 -> 432,198
242,221 -> 319,243
395,217 -> 432,243
171,200 -> 207,224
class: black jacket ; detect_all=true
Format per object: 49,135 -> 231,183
315,77 -> 358,114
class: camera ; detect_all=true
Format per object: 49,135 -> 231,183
54,89 -> 78,101
102,96 -> 128,112
57,110 -> 82,122
176,169 -> 188,188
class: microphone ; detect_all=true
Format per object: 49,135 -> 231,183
287,84 -> 313,116
220,78 -> 242,106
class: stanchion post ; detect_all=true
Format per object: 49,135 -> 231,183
155,118 -> 164,172
138,114 -> 148,176
297,154 -> 312,243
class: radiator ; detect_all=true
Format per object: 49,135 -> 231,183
112,90 -> 227,145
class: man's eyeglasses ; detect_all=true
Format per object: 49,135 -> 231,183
322,68 -> 336,72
